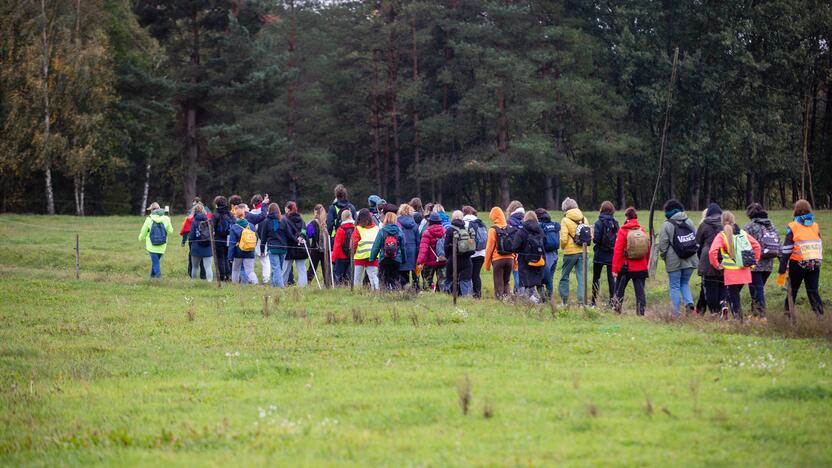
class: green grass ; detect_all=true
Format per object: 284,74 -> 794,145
1,212 -> 831,466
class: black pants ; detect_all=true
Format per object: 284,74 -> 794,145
379,259 -> 401,290
695,281 -> 707,313
592,262 -> 614,305
399,270 -> 412,288
613,268 -> 647,315
471,256 -> 484,298
726,284 -> 743,318
703,276 -> 726,314
785,260 -> 824,315
307,248 -> 325,283
215,244 -> 230,281
334,259 -> 351,285
748,271 -> 771,316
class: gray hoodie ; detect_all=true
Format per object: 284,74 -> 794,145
658,211 -> 699,272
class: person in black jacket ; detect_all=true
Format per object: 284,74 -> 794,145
281,201 -> 308,288
257,203 -> 287,288
444,211 -> 474,296
326,184 -> 357,239
212,196 -> 233,281
188,203 -> 214,281
695,202 -> 726,314
592,201 -> 618,307
510,211 -> 547,303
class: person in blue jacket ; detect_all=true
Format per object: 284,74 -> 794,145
370,211 -> 407,290
227,205 -> 258,284
188,203 -> 213,281
397,204 -> 421,289
258,203 -> 287,288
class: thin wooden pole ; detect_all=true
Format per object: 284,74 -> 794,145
263,295 -> 270,317
208,218 -> 221,289
75,233 -> 79,280
786,272 -> 796,323
452,236 -> 458,305
582,245 -> 588,306
349,241 -> 355,292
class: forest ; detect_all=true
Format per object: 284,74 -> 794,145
1,0 -> 830,215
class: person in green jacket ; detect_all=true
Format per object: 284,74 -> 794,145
657,199 -> 699,317
138,202 -> 174,278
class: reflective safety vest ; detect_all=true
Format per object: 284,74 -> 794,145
354,225 -> 379,260
720,230 -> 752,270
788,221 -> 822,262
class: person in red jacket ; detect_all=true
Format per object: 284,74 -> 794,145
611,208 -> 650,315
330,209 -> 355,285
416,212 -> 448,291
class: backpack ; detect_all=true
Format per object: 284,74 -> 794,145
215,214 -> 231,236
433,236 -> 447,262
724,230 -> 756,268
526,233 -> 545,266
495,226 -> 518,255
452,225 -> 476,254
238,226 -> 257,252
149,220 -> 167,246
331,204 -> 349,233
196,219 -> 211,242
469,219 -> 488,251
341,227 -> 354,257
756,221 -> 781,259
598,218 -> 619,252
540,221 -> 560,252
573,222 -> 592,247
670,220 -> 698,259
383,234 -> 400,259
625,228 -> 649,260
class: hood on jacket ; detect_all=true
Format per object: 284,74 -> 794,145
339,221 -> 355,229
428,212 -> 442,223
522,219 -> 542,234
704,215 -> 722,229
622,218 -> 642,230
287,212 -> 303,223
450,219 -> 466,229
796,213 -> 814,226
398,215 -> 417,229
565,208 -> 585,223
463,214 -> 478,223
215,205 -> 230,216
489,207 -> 507,228
670,211 -> 689,223
381,223 -> 401,236
149,212 -> 167,222
334,199 -> 352,209
537,211 -> 552,223
753,218 -> 773,228
706,203 -> 722,217
267,212 -> 280,221
193,212 -> 208,223
235,218 -> 249,228
598,213 -> 616,221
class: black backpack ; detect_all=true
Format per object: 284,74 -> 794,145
495,226 -> 518,255
671,220 -> 698,259
341,227 -> 354,257
573,222 -> 592,247
331,204 -> 350,233
598,218 -> 619,252
526,233 -> 545,265
755,220 -> 781,259
194,219 -> 211,244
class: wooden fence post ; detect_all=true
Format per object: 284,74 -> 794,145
453,237 -> 458,306
208,219 -> 221,289
75,233 -> 80,280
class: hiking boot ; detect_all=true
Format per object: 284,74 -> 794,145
685,303 -> 695,316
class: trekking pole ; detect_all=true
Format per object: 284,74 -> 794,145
349,242 -> 355,292
208,222 -> 221,289
453,237 -> 459,306
301,239 -> 322,289
75,233 -> 80,280
785,271 -> 796,324
582,245 -> 588,306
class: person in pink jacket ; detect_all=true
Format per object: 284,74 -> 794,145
709,211 -> 761,320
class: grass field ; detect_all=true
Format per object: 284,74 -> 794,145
1,211 -> 831,466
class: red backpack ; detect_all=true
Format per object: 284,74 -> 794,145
383,234 -> 399,259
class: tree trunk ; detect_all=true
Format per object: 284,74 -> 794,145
554,176 -> 561,210
388,36 -> 400,203
373,91 -> 382,195
411,16 -> 421,199
779,178 -> 787,208
286,0 -> 298,201
616,174 -> 625,210
545,176 -> 556,210
497,86 -> 510,207
702,165 -> 711,206
590,176 -> 598,207
745,170 -> 753,207
791,177 -> 798,204
183,13 -> 201,208
40,0 -> 55,215
141,161 -> 150,215
689,165 -> 700,211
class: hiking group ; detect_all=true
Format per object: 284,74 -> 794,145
139,184 -> 824,319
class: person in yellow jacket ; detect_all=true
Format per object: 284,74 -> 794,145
777,199 -> 824,316
558,197 -> 590,305
138,202 -> 174,278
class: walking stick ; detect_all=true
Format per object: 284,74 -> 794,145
453,237 -> 459,306
349,241 -> 355,292
300,239 -> 322,289
785,271 -> 796,323
208,220 -> 221,289
582,245 -> 588,306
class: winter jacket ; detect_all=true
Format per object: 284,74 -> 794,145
370,223 -> 407,264
212,205 -> 233,240
612,219 -> 650,275
484,207 -> 517,271
508,210 -> 525,228
463,214 -> 486,258
743,218 -> 776,272
658,211 -> 699,272
560,208 -> 589,255
709,229 -> 761,286
326,199 -> 357,237
696,215 -> 724,277
306,219 -> 325,252
398,215 -> 420,271
592,213 -> 619,265
228,219 -> 257,260
138,211 -> 174,254
438,211 -> 451,230
443,219 -> 474,281
245,209 -> 267,227
258,213 -> 288,255
188,213 -> 214,258
778,214 -> 821,274
413,212 -> 424,226
510,219 -> 545,287
351,226 -> 380,267
331,221 -> 355,262
181,212 -> 213,245
282,212 -> 308,260
417,222 -> 448,267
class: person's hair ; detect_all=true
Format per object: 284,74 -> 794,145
334,184 -> 348,200
462,205 -> 477,216
625,207 -> 638,219
285,201 -> 298,213
356,208 -> 372,227
250,194 -> 263,207
314,204 -> 327,226
561,197 -> 578,212
213,195 -> 228,208
663,199 -> 684,212
746,202 -> 765,219
192,203 -> 205,214
721,211 -> 736,257
506,200 -> 523,214
267,202 -> 282,220
794,199 -> 812,216
424,203 -> 434,215
534,208 -> 549,219
700,209 -> 708,226
409,198 -> 422,213
600,200 -> 615,215
383,212 -> 398,225
451,210 -> 464,221
192,197 -> 202,205
398,204 -> 414,216
341,208 -> 352,221
228,194 -> 243,207
432,203 -> 445,214
523,211 -> 538,222
234,206 -> 246,219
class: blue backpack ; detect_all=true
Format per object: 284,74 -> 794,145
149,220 -> 167,246
469,219 -> 488,251
540,221 -> 560,252
215,214 -> 231,236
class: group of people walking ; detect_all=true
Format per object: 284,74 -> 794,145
138,183 -> 824,318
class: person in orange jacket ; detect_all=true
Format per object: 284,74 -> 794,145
709,211 -> 761,320
777,199 -> 824,316
483,207 -> 517,299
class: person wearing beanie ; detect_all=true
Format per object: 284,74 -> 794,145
559,197 -> 589,305
658,199 -> 699,317
743,202 -> 777,318
368,195 -> 385,226
611,207 -> 650,315
696,202 -> 727,314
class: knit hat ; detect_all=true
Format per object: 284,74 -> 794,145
705,202 -> 722,217
368,195 -> 384,208
561,197 -> 578,212
428,212 -> 442,223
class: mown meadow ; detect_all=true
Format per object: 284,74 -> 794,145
0,211 -> 830,466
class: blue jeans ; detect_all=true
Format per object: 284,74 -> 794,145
749,271 -> 771,312
149,252 -> 162,278
269,253 -> 286,288
668,268 -> 694,316
283,259 -> 308,288
543,251 -> 558,298
458,279 -> 473,297
559,254 -> 585,304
